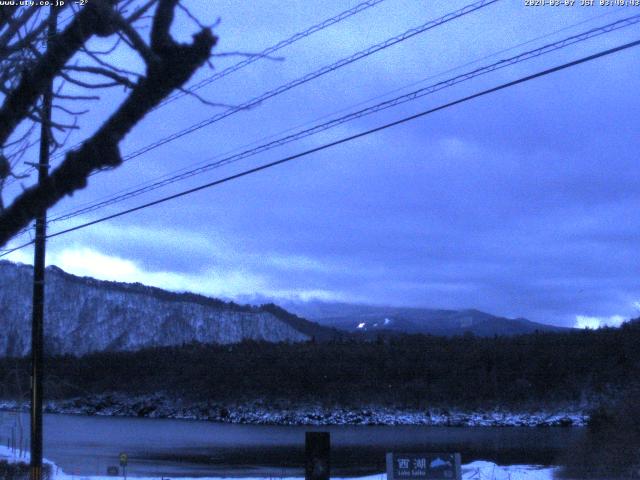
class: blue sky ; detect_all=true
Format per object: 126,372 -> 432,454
3,0 -> 640,328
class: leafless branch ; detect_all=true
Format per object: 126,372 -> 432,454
0,7 -> 38,53
58,70 -> 125,89
26,111 -> 79,132
86,36 -> 122,55
54,93 -> 101,101
63,65 -> 137,88
52,104 -> 90,116
0,0 -> 118,145
0,0 -> 217,246
176,86 -> 235,108
177,1 -> 214,31
80,45 -> 143,78
125,0 -> 158,24
113,11 -> 159,64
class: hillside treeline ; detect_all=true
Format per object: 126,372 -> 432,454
1,320 -> 639,408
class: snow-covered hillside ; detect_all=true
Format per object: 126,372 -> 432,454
0,261 -> 313,356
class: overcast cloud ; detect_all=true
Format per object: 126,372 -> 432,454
3,0 -> 640,328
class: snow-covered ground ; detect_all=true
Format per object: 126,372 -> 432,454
0,446 -> 558,480
0,396 -> 588,427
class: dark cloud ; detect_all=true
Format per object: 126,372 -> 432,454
6,0 -> 639,327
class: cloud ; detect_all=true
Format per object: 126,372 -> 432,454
47,245 -> 265,298
3,246 -> 32,266
11,243 -> 348,304
574,314 -> 626,330
2,1 -> 639,327
437,136 -> 478,160
55,248 -> 138,281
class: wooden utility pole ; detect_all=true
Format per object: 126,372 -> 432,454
30,6 -> 57,480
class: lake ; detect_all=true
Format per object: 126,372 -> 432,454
0,412 -> 583,477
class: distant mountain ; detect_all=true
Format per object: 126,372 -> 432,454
0,260 -> 571,358
277,300 -> 570,337
0,261 -> 337,357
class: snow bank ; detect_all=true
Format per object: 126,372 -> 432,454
1,446 -> 557,480
462,461 -> 556,480
0,397 -> 588,427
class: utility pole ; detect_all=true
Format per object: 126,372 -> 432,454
30,6 -> 57,480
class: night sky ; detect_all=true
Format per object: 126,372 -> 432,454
3,0 -> 640,328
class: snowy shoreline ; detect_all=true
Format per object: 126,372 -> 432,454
0,445 -> 559,480
0,395 -> 588,427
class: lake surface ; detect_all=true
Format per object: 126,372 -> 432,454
0,412 -> 583,477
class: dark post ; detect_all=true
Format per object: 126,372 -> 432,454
305,432 -> 330,480
30,6 -> 56,480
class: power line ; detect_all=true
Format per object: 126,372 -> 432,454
3,37 -> 637,258
117,0 -> 499,164
158,0 -> 390,108
45,0 -> 391,165
8,0 -> 488,195
44,7 -> 629,223
37,0 -> 498,186
7,5 -> 625,194
43,14 -> 640,226
0,241 -> 32,258
6,10 -> 635,245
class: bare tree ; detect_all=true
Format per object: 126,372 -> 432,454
0,0 -> 217,247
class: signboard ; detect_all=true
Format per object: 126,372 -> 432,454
107,466 -> 119,476
119,453 -> 128,467
386,453 -> 461,480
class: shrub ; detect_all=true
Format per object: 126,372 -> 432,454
0,460 -> 52,480
558,387 -> 640,479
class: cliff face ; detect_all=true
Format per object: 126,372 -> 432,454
0,261 -> 310,357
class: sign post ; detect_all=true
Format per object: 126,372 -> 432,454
119,453 -> 128,480
386,453 -> 461,480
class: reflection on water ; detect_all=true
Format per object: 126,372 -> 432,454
0,412 -> 583,477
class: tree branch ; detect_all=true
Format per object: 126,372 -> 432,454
63,65 -> 137,88
0,0 -> 117,146
0,1 -> 217,247
0,7 -> 38,53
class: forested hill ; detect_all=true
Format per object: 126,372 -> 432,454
0,261 -> 337,357
2,319 -> 638,409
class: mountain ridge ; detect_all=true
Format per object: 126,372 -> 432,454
0,261 -> 570,358
0,261 -> 336,357
274,299 -> 570,337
